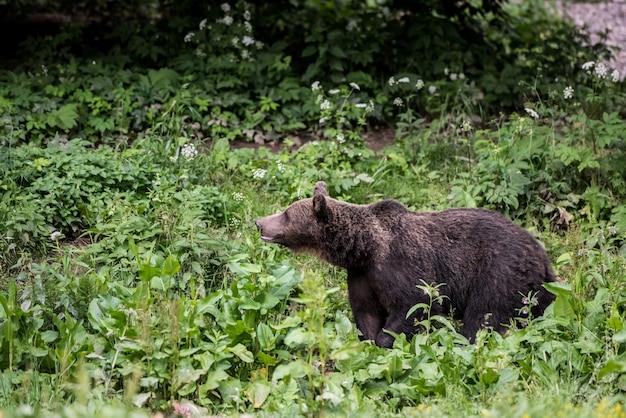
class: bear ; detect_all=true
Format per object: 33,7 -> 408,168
256,181 -> 556,347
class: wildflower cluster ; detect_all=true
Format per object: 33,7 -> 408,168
181,143 -> 198,160
563,86 -> 574,100
524,107 -> 539,119
310,80 -> 374,127
582,61 -> 620,82
186,2 -> 263,62
252,168 -> 267,179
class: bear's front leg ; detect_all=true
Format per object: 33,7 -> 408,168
375,307 -> 421,348
347,272 -> 387,342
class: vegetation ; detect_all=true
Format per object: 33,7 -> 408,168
1,0 -> 626,417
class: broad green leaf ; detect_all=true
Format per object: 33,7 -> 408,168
150,275 -> 172,290
246,380 -> 271,408
162,254 -> 180,277
599,358 -> 626,378
201,370 -> 230,391
228,344 -> 254,363
257,352 -> 278,366
257,323 -> 275,351
285,328 -> 315,347
40,330 -> 59,343
272,360 -> 309,381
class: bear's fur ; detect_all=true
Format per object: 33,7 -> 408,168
256,181 -> 555,347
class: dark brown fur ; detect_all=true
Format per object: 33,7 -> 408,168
256,181 -> 555,347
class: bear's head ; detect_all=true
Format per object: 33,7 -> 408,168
255,181 -> 332,253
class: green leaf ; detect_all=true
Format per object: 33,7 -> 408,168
272,360 -> 309,381
47,104 -> 78,130
162,254 -> 180,277
201,370 -> 230,391
257,323 -> 275,351
301,45 -> 317,58
228,343 -> 254,363
150,275 -> 172,290
599,358 -> 626,378
257,352 -> 278,366
285,328 -> 315,347
553,294 -> 575,320
40,330 -> 59,343
246,380 -> 271,408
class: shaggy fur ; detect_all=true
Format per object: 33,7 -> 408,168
256,181 -> 556,347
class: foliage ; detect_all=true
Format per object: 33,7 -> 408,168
2,0 -> 626,417
0,0 -> 621,148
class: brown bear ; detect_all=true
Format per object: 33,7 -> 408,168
256,181 -> 555,347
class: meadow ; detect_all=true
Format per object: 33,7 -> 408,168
1,0 -> 626,417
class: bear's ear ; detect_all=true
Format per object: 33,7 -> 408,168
314,181 -> 328,197
313,194 -> 330,221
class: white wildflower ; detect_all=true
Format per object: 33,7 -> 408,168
184,32 -> 194,43
231,37 -> 239,46
428,85 -> 437,94
415,79 -> 424,90
311,81 -> 321,91
450,73 -> 458,81
319,116 -> 327,124
393,97 -> 403,106
51,231 -> 62,241
336,134 -> 345,144
563,86 -> 574,100
252,168 -> 267,179
243,10 -> 251,21
230,217 -> 241,227
276,160 -> 285,173
221,15 -> 233,25
594,62 -> 607,79
349,82 -> 360,90
365,100 -> 374,113
199,18 -> 207,30
611,69 -> 620,82
397,77 -> 410,83
255,40 -> 264,49
459,73 -> 465,80
244,21 -> 252,33
232,192 -> 244,202
320,99 -> 331,110
346,19 -> 357,31
242,36 -> 254,46
328,89 -> 341,95
582,61 -> 595,72
444,67 -> 449,75
461,120 -> 472,132
221,3 -> 231,12
41,65 -> 48,76
181,143 -> 198,160
355,103 -> 367,108
388,76 -> 395,86
525,108 -> 539,119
